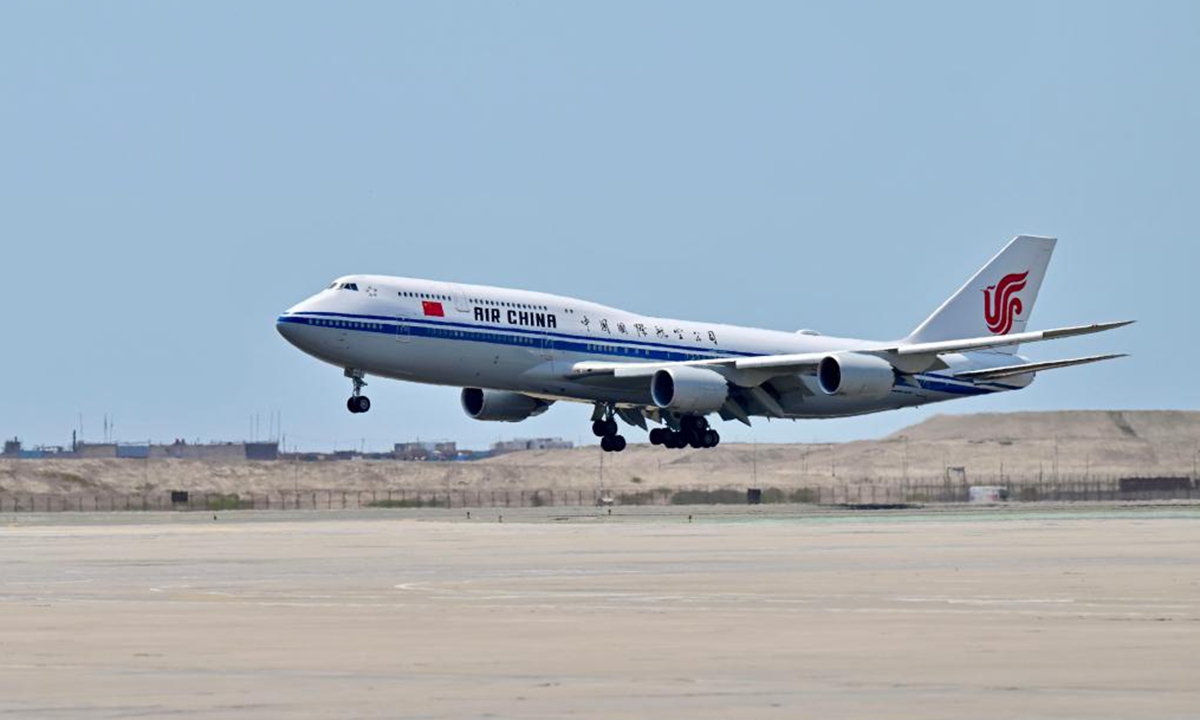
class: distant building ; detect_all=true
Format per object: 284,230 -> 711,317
3,439 -> 72,459
394,441 -> 458,461
490,437 -> 574,454
244,442 -> 279,461
66,440 -> 279,461
75,443 -> 119,459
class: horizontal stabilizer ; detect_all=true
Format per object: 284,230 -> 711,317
891,320 -> 1134,357
953,353 -> 1128,381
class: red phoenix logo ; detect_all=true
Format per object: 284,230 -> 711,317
983,271 -> 1028,335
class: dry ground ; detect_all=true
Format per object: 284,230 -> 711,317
2,410 -> 1198,495
0,505 -> 1197,719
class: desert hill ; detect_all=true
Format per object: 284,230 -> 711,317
1,411 -> 1196,495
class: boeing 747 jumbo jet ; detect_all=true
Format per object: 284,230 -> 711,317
277,236 -> 1130,452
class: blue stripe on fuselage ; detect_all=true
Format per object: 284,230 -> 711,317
276,312 -> 1017,394
279,310 -> 754,361
277,312 -> 735,363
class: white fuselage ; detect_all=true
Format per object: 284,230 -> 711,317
276,274 -> 1030,419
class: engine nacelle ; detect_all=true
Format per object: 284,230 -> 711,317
817,353 -> 896,400
460,388 -> 551,422
650,366 -> 728,413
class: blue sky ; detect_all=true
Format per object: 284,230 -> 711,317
1,1 -> 1195,451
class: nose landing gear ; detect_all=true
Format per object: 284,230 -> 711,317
345,368 -> 371,414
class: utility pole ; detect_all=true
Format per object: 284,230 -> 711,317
752,437 -> 758,486
1054,437 -> 1059,482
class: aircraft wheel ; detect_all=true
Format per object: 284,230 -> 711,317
702,429 -> 719,448
648,428 -> 666,445
347,397 -> 359,414
353,396 -> 371,413
592,420 -> 608,437
612,435 -> 627,452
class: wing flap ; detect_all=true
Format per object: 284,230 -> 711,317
567,353 -> 823,380
954,353 -> 1127,381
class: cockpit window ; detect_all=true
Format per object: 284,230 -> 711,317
337,282 -> 359,291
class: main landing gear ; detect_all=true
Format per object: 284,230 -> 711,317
592,408 -> 627,453
345,368 -> 371,414
649,416 -> 720,450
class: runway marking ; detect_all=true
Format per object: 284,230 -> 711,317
897,596 -> 1077,605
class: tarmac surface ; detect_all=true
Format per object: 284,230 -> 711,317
1,505 -> 1198,719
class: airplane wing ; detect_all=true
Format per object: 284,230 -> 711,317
568,320 -> 1133,386
951,353 -> 1128,381
568,352 -> 826,389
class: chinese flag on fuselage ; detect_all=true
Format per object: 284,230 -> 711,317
422,300 -> 445,317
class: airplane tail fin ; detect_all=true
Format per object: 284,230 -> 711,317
906,235 -> 1056,353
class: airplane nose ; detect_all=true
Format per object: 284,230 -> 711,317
276,314 -> 300,345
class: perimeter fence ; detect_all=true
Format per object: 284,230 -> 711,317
0,474 -> 1196,512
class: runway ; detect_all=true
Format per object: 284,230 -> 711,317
1,506 -> 1197,718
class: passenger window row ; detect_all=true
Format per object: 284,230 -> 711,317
400,291 -> 449,301
425,327 -> 544,347
584,342 -> 664,358
311,318 -> 384,331
470,298 -> 548,311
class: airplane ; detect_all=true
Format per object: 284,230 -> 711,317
276,235 -> 1130,452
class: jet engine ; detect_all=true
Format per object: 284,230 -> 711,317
816,353 -> 896,400
650,366 -> 728,413
460,388 -> 552,422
